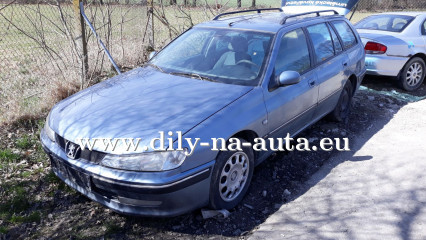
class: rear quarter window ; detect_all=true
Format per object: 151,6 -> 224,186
332,21 -> 357,49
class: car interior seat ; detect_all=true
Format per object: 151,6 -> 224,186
213,36 -> 251,69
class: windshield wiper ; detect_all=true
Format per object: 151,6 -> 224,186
169,72 -> 218,83
144,63 -> 164,73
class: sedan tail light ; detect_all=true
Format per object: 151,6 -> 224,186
365,41 -> 387,54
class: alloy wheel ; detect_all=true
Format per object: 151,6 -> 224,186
406,62 -> 424,87
219,152 -> 249,202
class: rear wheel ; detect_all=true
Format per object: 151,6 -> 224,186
328,80 -> 353,122
209,138 -> 254,210
398,57 -> 425,92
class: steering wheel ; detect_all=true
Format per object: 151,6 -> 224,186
236,60 -> 259,68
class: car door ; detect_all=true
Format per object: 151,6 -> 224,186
305,22 -> 350,120
263,28 -> 318,139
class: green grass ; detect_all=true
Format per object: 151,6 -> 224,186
0,226 -> 8,234
105,222 -> 122,235
20,171 -> 32,178
15,135 -> 33,149
0,149 -> 20,164
9,211 -> 41,223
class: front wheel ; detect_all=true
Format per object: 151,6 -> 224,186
209,138 -> 254,210
398,57 -> 425,91
328,80 -> 353,122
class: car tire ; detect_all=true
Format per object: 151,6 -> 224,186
209,138 -> 254,210
398,57 -> 425,92
328,80 -> 353,122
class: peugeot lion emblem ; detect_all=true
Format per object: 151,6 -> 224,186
65,141 -> 81,160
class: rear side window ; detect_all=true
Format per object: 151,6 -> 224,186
423,20 -> 426,35
329,25 -> 343,54
275,28 -> 311,75
307,23 -> 334,63
332,21 -> 357,49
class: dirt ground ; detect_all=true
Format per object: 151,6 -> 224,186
0,76 -> 425,239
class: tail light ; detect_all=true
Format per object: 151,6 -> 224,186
365,41 -> 387,54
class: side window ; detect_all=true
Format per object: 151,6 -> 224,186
329,24 -> 343,54
275,29 -> 311,75
332,21 -> 357,49
307,23 -> 334,63
423,20 -> 426,35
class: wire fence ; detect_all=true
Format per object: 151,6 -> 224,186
0,0 -> 424,122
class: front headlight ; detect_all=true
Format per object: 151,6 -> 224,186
44,112 -> 56,142
100,150 -> 187,172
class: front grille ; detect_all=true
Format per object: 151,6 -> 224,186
55,134 -> 106,163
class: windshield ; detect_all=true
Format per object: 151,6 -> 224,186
149,27 -> 274,86
355,15 -> 415,32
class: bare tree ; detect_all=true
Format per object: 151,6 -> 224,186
237,0 -> 241,8
251,0 -> 255,7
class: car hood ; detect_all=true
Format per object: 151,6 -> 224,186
50,67 -> 252,153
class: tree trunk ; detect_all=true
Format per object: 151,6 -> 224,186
192,0 -> 196,7
169,0 -> 176,5
252,0 -> 255,7
237,0 -> 241,8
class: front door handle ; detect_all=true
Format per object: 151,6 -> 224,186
343,62 -> 348,67
309,79 -> 316,87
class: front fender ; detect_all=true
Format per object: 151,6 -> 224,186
178,87 -> 268,172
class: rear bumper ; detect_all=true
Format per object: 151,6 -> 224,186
365,55 -> 408,77
41,129 -> 214,217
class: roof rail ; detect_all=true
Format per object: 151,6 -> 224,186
280,10 -> 339,24
213,8 -> 283,21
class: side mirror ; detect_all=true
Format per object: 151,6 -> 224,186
278,71 -> 301,86
149,51 -> 157,60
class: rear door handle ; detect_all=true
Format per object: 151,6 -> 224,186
343,62 -> 348,67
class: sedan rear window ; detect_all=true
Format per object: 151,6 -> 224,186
355,15 -> 415,32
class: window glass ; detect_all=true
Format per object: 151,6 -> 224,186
423,20 -> 426,35
355,14 -> 414,32
329,25 -> 343,54
392,17 -> 411,31
307,23 -> 334,63
274,29 -> 311,75
150,28 -> 273,86
332,21 -> 357,49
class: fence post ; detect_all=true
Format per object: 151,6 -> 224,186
148,0 -> 154,50
73,0 -> 89,89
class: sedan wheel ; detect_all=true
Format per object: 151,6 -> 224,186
399,57 -> 425,91
209,138 -> 254,210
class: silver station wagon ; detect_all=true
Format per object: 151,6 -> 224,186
41,9 -> 366,216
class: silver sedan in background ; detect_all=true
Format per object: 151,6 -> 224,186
355,12 -> 426,91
